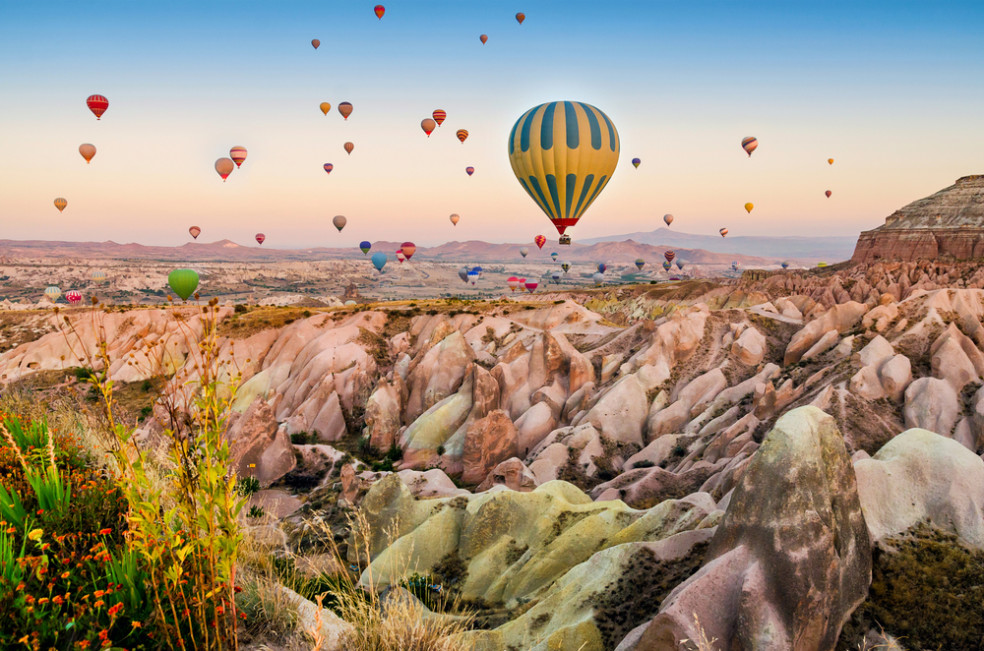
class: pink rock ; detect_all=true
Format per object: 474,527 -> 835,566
461,410 -> 520,485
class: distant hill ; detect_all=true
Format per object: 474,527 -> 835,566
579,228 -> 856,262
0,236 -> 822,267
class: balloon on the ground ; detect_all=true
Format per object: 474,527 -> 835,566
374,4 -> 385,19
65,290 -> 82,305
320,102 -> 331,115
215,158 -> 234,181
741,136 -> 758,157
255,233 -> 265,245
44,286 -> 62,302
631,158 -> 641,168
324,163 -> 333,174
516,12 -> 525,24
360,241 -> 372,255
189,226 -> 201,239
338,102 -> 353,119
719,227 -> 729,237
168,269 -> 199,301
449,213 -> 460,226
332,215 -> 347,232
664,214 -> 674,226
79,143 -> 96,163
480,34 -> 488,44
421,118 -> 436,136
400,242 -> 416,260
732,260 -> 740,271
534,234 -> 546,249
371,252 -> 387,271
744,202 -> 754,213
311,39 -> 320,49
54,198 -> 67,212
86,95 -> 108,120
230,146 -> 247,168
519,247 -> 529,258
508,101 -> 619,241
433,109 -> 447,125
465,166 -> 474,176
456,129 -> 469,143
344,142 -> 354,155
635,258 -> 645,270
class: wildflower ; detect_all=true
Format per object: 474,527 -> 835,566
131,621 -> 142,629
77,641 -> 90,649
94,600 -> 104,608
15,582 -> 24,591
36,509 -> 44,515
38,597 -> 49,605
94,590 -> 104,597
99,528 -> 112,535
108,603 -> 124,617
28,528 -> 43,541
53,595 -> 64,605
98,630 -> 109,641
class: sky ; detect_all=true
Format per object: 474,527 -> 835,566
1,0 -> 983,249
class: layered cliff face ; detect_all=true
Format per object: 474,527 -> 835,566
852,175 -> 984,262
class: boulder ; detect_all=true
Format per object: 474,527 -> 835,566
584,374 -> 649,446
730,326 -> 766,366
903,377 -> 959,436
784,301 -> 868,365
476,457 -> 539,492
461,410 -> 520,485
405,331 -> 475,422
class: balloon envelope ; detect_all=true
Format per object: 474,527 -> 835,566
400,242 -> 416,259
79,143 -> 96,163
432,109 -> 447,126
91,270 -> 107,282
592,273 -> 604,286
344,142 -> 354,154
360,241 -> 372,254
506,276 -> 520,290
449,213 -> 460,225
825,190 -> 832,198
664,250 -> 675,262
597,263 -> 607,273
86,94 -> 108,119
534,235 -> 546,249
516,12 -> 525,23
255,233 -> 265,245
333,215 -> 347,231
54,198 -> 67,212
168,269 -> 199,301
741,136 -> 758,156
827,158 -> 834,165
635,258 -> 645,270
230,146 -> 247,168
371,252 -> 387,271
781,261 -> 789,269
744,202 -> 754,213
338,102 -> 353,119
664,214 -> 674,226
720,228 -> 729,237
324,163 -> 333,174
374,4 -> 385,18
395,250 -> 406,263
189,226 -> 201,239
465,166 -> 474,176
524,281 -> 537,292
456,129 -> 469,143
519,247 -> 529,258
631,157 -> 641,168
421,118 -> 436,136
561,261 -> 571,272
480,34 -> 488,44
311,39 -> 320,49
44,285 -> 62,301
320,102 -> 331,115
508,101 -> 619,237
676,260 -> 684,270
460,268 -> 471,283
65,291 -> 82,305
550,252 -> 558,261
663,260 -> 672,270
215,158 -> 234,181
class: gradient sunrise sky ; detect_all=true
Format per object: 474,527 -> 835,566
1,1 -> 983,249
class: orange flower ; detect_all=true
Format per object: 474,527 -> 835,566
38,597 -> 49,605
131,621 -> 142,628
98,528 -> 112,535
15,582 -> 24,591
98,630 -> 108,641
94,590 -> 104,598
108,603 -> 124,617
53,595 -> 64,605
94,600 -> 104,608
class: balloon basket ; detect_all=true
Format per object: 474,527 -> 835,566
559,234 -> 571,245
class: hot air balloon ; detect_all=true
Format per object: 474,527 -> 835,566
230,146 -> 247,168
817,262 -> 828,268
635,258 -> 645,270
465,166 -> 475,176
449,213 -> 460,226
65,290 -> 82,305
396,250 -> 406,263
456,129 -> 469,143
79,143 -> 96,164
664,250 -> 675,263
662,260 -> 673,271
631,158 -> 641,169
597,263 -> 607,273
825,190 -> 832,198
44,286 -> 62,302
827,158 -> 834,165
519,247 -> 529,258
311,39 -> 320,49
338,102 -> 353,119
421,118 -> 436,136
480,34 -> 488,44
460,267 -> 471,283
741,137 -> 758,157
324,163 -> 333,175
508,101 -> 619,244
344,142 -> 354,155
466,270 -> 479,285
320,102 -> 331,115
550,252 -> 558,262
524,281 -> 538,293
54,198 -> 67,212
675,260 -> 684,270
719,228 -> 728,237
732,261 -> 740,272
215,158 -> 234,181
332,215 -> 347,232
471,266 -> 483,277
744,203 -> 754,214
534,235 -> 546,249
168,269 -> 199,301
401,242 -> 416,260
86,95 -> 109,120
189,226 -> 201,239
592,273 -> 604,286
516,12 -> 525,24
781,261 -> 789,269
664,214 -> 674,227
433,109 -> 447,126
360,241 -> 372,255
551,271 -> 561,283
371,252 -> 387,272
91,270 -> 107,283
255,233 -> 265,245
561,261 -> 571,273
374,4 -> 385,19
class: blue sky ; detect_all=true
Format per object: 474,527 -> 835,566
1,0 -> 983,248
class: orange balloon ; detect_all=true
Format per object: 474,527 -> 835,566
516,12 -> 525,24
421,118 -> 436,136
54,197 -> 67,212
79,143 -> 96,163
311,39 -> 320,49
344,142 -> 354,155
432,109 -> 446,126
480,34 -> 488,44
456,129 -> 469,143
338,102 -> 353,119
215,157 -> 234,181
320,102 -> 331,115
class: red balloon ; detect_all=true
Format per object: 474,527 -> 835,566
534,235 -> 546,249
480,34 -> 488,44
465,166 -> 475,176
374,4 -> 385,19
324,163 -> 333,175
524,281 -> 538,293
825,190 -> 832,198
255,233 -> 266,245
86,94 -> 109,120
400,242 -> 416,260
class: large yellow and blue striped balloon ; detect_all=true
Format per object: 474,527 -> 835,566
508,101 -> 619,236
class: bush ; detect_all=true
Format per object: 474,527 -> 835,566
233,303 -> 248,314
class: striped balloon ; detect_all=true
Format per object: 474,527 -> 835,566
465,166 -> 474,176
456,129 -> 469,143
741,136 -> 758,157
44,286 -> 61,301
324,163 -> 333,174
86,94 -> 109,120
534,234 -> 546,249
433,109 -> 446,126
91,270 -> 107,282
508,101 -> 620,237
230,146 -> 247,168
66,290 -> 83,305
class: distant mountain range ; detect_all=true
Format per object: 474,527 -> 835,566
0,230 -> 857,266
580,228 -> 857,262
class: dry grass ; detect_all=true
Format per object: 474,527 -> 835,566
217,305 -> 324,338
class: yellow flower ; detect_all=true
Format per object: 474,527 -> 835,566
27,528 -> 43,541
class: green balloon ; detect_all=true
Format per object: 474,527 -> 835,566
168,269 -> 200,301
